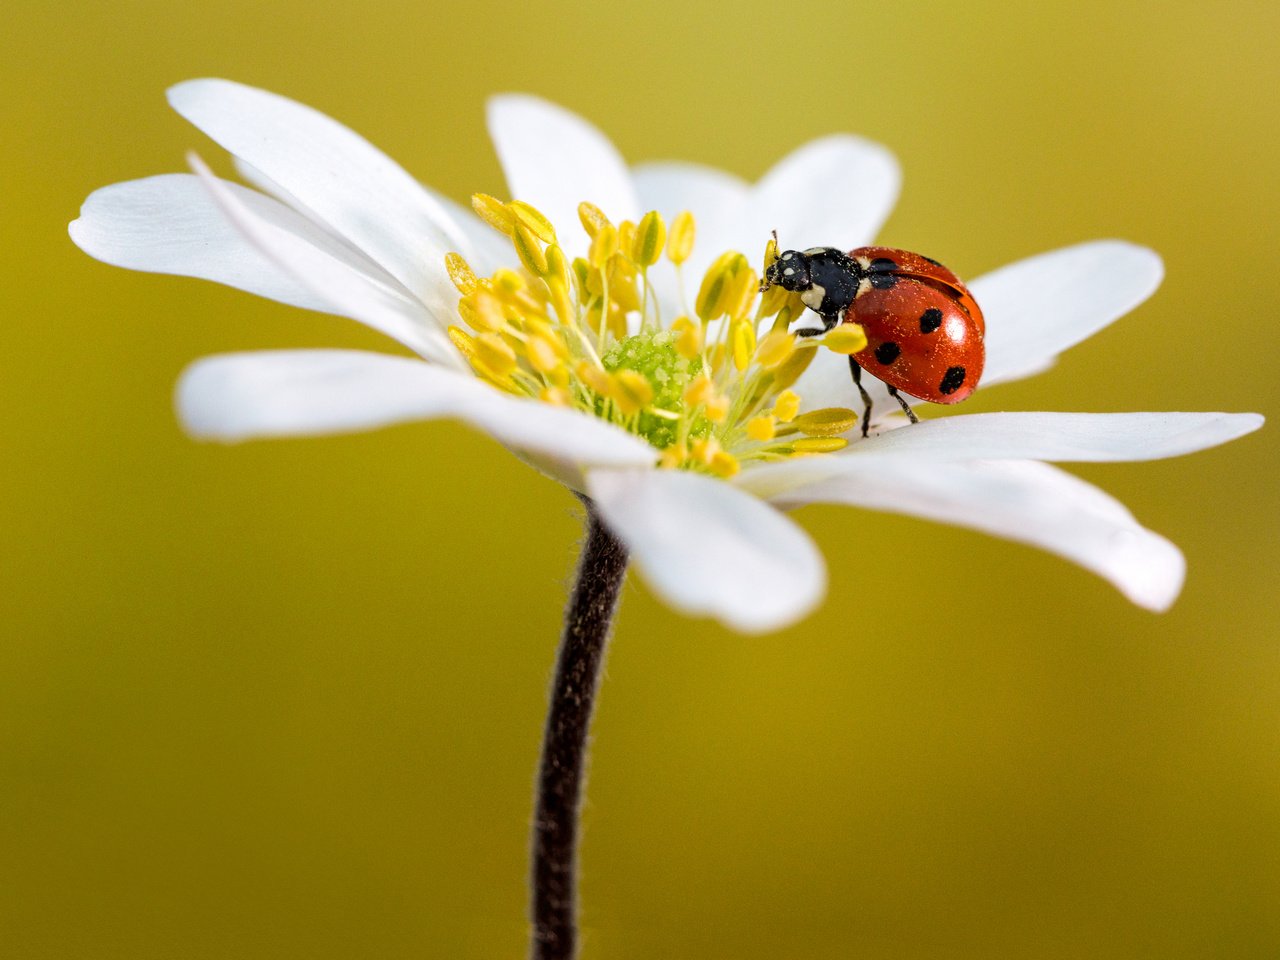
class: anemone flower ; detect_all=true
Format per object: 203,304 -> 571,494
71,79 -> 1261,960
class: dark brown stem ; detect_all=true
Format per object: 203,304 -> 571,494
530,498 -> 628,960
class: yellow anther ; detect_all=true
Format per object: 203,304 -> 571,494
630,211 -> 667,268
658,443 -> 689,470
525,334 -> 563,374
589,223 -> 618,270
731,319 -> 756,371
475,332 -> 518,376
793,436 -> 849,453
682,375 -> 716,408
612,370 -> 654,415
695,256 -> 734,322
571,258 -> 591,302
708,450 -> 741,478
772,390 -> 801,423
513,222 -> 549,276
791,407 -> 859,437
447,325 -> 476,360
754,330 -> 796,369
471,193 -> 515,236
690,436 -> 719,464
607,256 -> 642,311
539,386 -> 572,407
576,360 -> 613,397
508,200 -> 557,243
671,315 -> 702,359
704,394 -> 730,424
667,211 -> 695,266
746,415 -> 777,442
725,267 -> 759,322
770,342 -> 818,391
762,235 -> 779,273
578,202 -> 611,238
492,268 -> 526,293
547,276 -> 575,325
822,323 -> 869,355
461,289 -> 507,332
617,221 -> 636,259
760,282 -> 792,318
544,244 -> 571,287
444,253 -> 478,294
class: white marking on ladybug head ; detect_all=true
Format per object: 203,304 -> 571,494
783,267 -> 795,277
800,283 -> 826,311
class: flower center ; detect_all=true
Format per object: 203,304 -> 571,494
443,196 -> 867,477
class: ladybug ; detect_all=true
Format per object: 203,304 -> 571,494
762,245 -> 985,436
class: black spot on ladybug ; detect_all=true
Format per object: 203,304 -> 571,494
868,257 -> 898,272
869,273 -> 898,289
874,341 -> 901,365
939,366 -> 966,395
919,308 -> 943,333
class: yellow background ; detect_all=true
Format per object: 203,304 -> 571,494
2,0 -> 1277,956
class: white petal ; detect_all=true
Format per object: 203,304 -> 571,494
70,174 -> 344,313
975,240 -> 1164,385
847,411 -> 1263,462
188,154 -> 461,367
177,350 -> 657,471
586,468 -> 825,633
486,94 -> 640,257
168,78 -> 464,318
746,135 -> 900,252
770,458 -> 1185,612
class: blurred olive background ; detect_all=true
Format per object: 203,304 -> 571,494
2,0 -> 1277,957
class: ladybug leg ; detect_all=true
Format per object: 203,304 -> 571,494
848,358 -> 874,438
885,385 -> 920,425
794,312 -> 840,338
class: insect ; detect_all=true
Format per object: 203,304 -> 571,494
762,244 -> 985,436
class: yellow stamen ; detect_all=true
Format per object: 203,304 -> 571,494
539,386 -> 571,406
708,450 -> 740,478
731,319 -> 756,372
612,369 -> 654,415
447,325 -> 476,360
471,193 -> 515,236
578,202 -> 611,238
791,407 -> 859,437
754,330 -> 796,369
793,436 -> 849,453
589,224 -> 618,270
445,253 -> 478,294
671,316 -> 702,359
508,200 -> 557,243
822,323 -> 869,355
746,415 -> 777,442
772,390 -> 801,422
630,211 -> 667,268
476,332 -> 518,376
667,211 -> 695,266
513,222 -> 549,276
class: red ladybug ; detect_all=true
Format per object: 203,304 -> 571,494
763,245 -> 985,436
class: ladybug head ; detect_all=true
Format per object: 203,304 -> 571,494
763,249 -> 813,293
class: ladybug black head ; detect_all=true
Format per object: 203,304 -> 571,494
763,249 -> 812,292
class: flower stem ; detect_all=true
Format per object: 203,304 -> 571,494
530,498 -> 628,960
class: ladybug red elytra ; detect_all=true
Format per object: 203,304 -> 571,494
762,245 -> 986,436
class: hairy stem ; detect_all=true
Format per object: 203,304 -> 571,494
530,498 -> 629,960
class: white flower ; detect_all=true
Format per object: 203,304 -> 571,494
70,79 -> 1262,633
